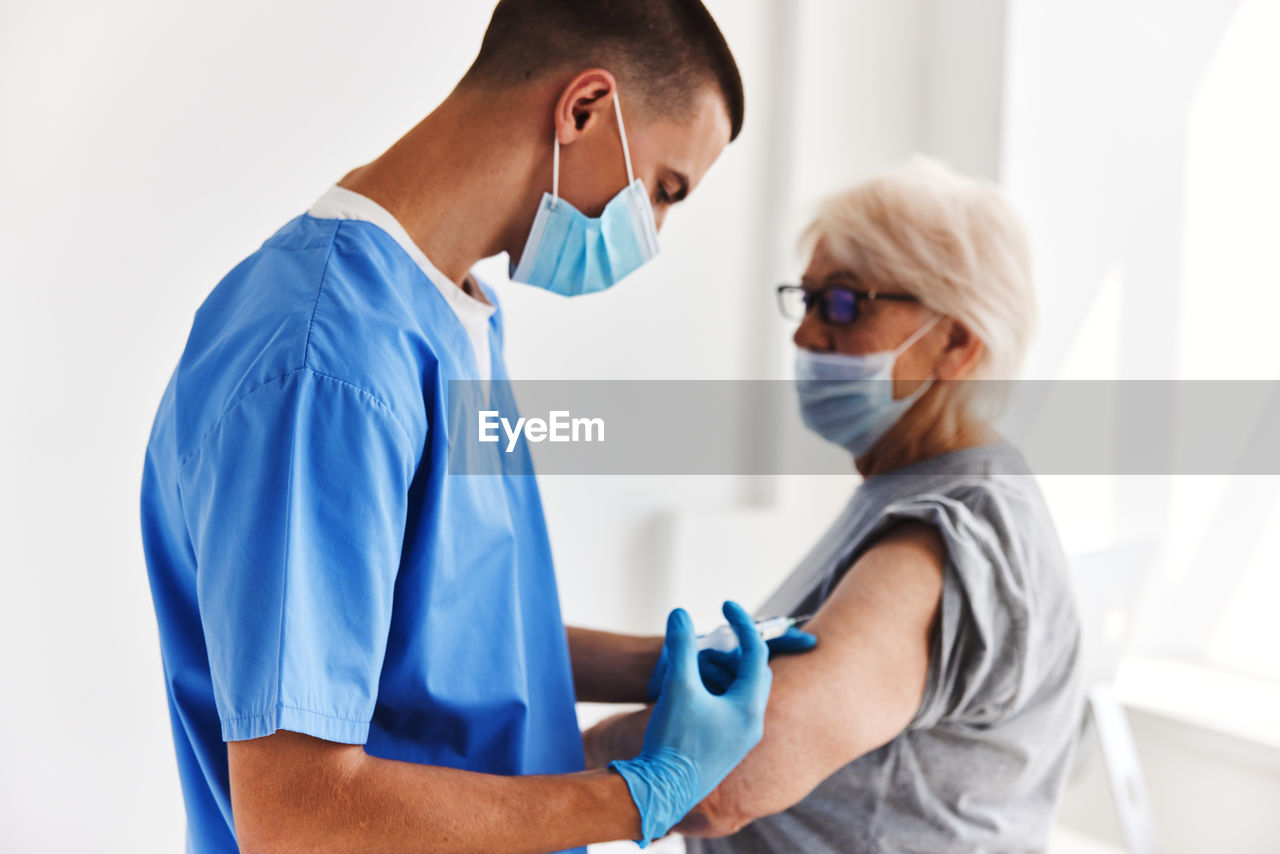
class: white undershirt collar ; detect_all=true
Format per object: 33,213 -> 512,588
308,185 -> 494,382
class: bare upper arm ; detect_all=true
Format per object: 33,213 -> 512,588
228,730 -> 367,853
681,521 -> 946,836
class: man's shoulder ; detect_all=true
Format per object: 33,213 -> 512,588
170,216 -> 444,463
302,218 -> 460,408
168,216 -> 332,436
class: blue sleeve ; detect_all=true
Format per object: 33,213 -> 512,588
178,368 -> 416,744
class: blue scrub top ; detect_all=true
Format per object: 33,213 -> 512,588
141,212 -> 585,853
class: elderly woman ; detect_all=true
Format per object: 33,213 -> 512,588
585,158 -> 1081,853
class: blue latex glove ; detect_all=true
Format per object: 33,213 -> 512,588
647,623 -> 818,700
610,601 -> 772,847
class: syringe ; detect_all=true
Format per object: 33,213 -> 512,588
696,614 -> 814,653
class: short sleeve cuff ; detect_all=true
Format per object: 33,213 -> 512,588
221,705 -> 371,744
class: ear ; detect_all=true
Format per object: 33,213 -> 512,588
553,69 -> 618,146
934,318 -> 985,381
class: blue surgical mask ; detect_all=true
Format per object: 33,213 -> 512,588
510,91 -> 660,296
795,315 -> 942,457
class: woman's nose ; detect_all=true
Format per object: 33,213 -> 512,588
793,311 -> 830,352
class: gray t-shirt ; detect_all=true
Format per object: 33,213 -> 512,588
687,442 -> 1082,854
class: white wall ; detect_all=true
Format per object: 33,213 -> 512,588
1000,1 -> 1280,850
999,0 -> 1280,705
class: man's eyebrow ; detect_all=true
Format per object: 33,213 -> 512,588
669,170 -> 690,201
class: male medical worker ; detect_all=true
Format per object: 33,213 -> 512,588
139,2 -> 803,852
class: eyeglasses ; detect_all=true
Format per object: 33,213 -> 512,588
776,283 -> 920,326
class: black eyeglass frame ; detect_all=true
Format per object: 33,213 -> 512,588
776,283 -> 921,326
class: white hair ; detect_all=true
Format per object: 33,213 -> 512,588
802,157 -> 1036,387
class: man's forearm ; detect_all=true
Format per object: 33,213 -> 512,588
231,731 -> 640,854
342,755 -> 641,853
566,626 -> 662,703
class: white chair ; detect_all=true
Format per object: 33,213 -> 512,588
1066,545 -> 1158,854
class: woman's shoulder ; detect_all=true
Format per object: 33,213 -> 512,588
867,443 -> 1055,552
859,448 -> 1079,720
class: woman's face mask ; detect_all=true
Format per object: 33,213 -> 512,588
795,315 -> 942,457
510,89 -> 660,297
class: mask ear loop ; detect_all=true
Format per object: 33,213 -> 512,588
890,313 -> 945,402
613,90 -> 636,185
892,313 -> 943,358
551,126 -> 561,210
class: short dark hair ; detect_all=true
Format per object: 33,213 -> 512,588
462,0 -> 745,141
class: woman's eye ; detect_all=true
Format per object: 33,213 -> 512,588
655,186 -> 673,205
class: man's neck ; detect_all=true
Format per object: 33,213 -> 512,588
336,85 -> 546,288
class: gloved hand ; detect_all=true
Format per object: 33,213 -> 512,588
647,622 -> 818,699
610,601 -> 771,847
